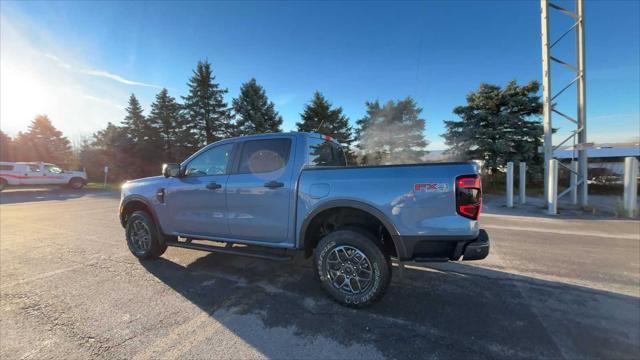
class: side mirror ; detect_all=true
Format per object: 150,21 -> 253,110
162,163 -> 181,178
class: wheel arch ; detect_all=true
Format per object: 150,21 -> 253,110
68,176 -> 87,184
298,200 -> 405,259
120,195 -> 161,230
0,176 -> 8,189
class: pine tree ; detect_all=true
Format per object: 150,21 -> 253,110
148,88 -> 183,161
83,122 -> 134,181
442,80 -> 543,175
0,130 -> 15,161
121,94 -> 151,143
13,115 -> 74,166
182,60 -> 231,146
297,91 -> 354,161
355,97 -> 428,165
93,122 -> 129,150
120,94 -> 162,174
232,78 -> 283,136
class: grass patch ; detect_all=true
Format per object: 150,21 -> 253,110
85,182 -> 119,191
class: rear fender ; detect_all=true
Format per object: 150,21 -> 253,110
298,199 -> 407,259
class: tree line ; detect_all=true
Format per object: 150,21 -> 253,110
0,59 -> 543,183
0,115 -> 75,168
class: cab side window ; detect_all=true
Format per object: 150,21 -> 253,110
185,143 -> 234,177
28,165 -> 40,172
45,165 -> 62,174
308,138 -> 347,167
238,139 -> 291,174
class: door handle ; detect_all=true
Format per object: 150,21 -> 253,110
264,181 -> 284,189
206,182 -> 222,190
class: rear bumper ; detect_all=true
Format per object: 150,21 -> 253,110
395,229 -> 490,261
461,229 -> 490,261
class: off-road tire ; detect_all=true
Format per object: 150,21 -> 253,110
314,228 -> 391,308
68,178 -> 85,189
126,210 -> 168,260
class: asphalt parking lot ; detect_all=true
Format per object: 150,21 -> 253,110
1,188 -> 639,359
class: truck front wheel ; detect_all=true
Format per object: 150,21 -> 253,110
126,210 -> 167,259
314,228 -> 391,308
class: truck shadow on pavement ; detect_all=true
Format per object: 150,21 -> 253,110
140,252 -> 640,359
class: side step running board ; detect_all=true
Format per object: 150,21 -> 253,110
412,257 -> 450,263
165,239 -> 292,262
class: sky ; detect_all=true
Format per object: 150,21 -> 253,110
1,0 -> 638,150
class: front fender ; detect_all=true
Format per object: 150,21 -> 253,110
119,195 -> 161,230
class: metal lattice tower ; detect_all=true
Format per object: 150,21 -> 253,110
540,0 -> 588,206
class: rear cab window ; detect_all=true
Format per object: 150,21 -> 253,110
238,138 -> 292,174
307,136 -> 347,167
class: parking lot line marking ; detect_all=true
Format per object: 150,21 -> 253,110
484,224 -> 639,240
132,311 -> 213,360
0,264 -> 87,290
132,305 -> 240,360
165,311 -> 246,360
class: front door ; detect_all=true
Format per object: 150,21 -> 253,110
165,143 -> 235,238
43,164 -> 66,184
226,137 -> 295,243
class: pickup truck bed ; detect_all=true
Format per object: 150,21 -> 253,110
298,163 -> 481,261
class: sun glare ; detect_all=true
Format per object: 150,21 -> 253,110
0,61 -> 55,134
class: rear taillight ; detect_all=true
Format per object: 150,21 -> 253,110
456,175 -> 482,220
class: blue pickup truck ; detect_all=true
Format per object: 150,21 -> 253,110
120,132 -> 489,307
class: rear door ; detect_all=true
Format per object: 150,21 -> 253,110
22,164 -> 46,185
165,142 -> 235,238
226,137 -> 295,243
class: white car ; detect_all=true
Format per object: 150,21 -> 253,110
0,162 -> 87,191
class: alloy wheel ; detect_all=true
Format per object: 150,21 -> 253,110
129,219 -> 151,253
325,245 -> 373,295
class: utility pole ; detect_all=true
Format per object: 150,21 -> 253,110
540,0 -> 589,211
541,0 -> 552,200
576,0 -> 588,206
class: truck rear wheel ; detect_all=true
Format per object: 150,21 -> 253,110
314,228 -> 391,308
126,210 -> 167,260
68,178 -> 85,189
0,178 -> 6,191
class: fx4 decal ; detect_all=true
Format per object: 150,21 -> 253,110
414,183 -> 449,192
